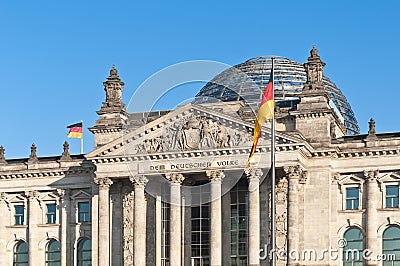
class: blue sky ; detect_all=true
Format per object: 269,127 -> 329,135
0,0 -> 399,158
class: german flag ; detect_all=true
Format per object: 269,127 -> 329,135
247,71 -> 274,167
67,122 -> 83,139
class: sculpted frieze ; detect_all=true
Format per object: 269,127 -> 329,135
134,115 -> 253,154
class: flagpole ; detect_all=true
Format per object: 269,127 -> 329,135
270,57 -> 276,266
80,120 -> 84,154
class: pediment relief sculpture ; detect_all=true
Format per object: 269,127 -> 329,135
135,115 -> 253,154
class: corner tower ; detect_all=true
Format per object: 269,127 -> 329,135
89,65 -> 128,148
291,46 -> 347,146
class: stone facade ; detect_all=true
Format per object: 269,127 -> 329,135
1,49 -> 400,266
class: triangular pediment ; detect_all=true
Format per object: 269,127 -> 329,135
379,172 -> 400,183
338,174 -> 365,185
86,103 -> 307,160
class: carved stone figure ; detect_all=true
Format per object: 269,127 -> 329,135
122,190 -> 134,265
174,116 -> 231,150
0,146 -> 6,163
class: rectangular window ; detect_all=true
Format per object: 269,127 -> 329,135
78,202 -> 90,223
230,179 -> 249,264
346,187 -> 359,210
386,185 -> 399,208
191,182 -> 210,265
161,184 -> 170,266
46,203 -> 57,224
14,205 -> 24,225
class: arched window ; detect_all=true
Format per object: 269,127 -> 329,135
13,241 -> 28,266
343,228 -> 363,266
46,239 -> 61,266
382,226 -> 400,266
77,238 -> 92,266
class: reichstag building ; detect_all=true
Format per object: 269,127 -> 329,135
0,47 -> 399,266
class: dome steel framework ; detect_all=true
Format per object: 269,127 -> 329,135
194,57 -> 359,135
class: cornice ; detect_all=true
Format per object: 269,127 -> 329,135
0,167 -> 93,180
88,143 -> 307,164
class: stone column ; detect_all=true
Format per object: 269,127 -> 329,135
206,170 -> 225,266
165,173 -> 185,266
0,193 -> 9,264
245,168 -> 263,266
94,176 -> 113,266
27,190 -> 40,265
130,175 -> 148,266
91,184 -> 99,266
364,170 -> 379,266
284,166 -> 301,265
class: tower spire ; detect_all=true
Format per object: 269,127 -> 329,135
89,65 -> 128,148
303,45 -> 326,91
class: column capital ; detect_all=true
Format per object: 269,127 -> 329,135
129,175 -> 148,188
94,176 -> 113,190
245,167 -> 263,182
206,170 -> 225,182
25,190 -> 40,200
0,192 -> 10,210
283,165 -> 301,178
364,170 -> 379,182
165,172 -> 185,184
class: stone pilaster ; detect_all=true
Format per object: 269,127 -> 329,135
165,173 -> 185,266
122,189 -> 134,265
206,170 -> 225,266
130,175 -> 148,266
26,190 -> 40,264
59,189 -> 70,266
364,170 -> 380,266
275,176 -> 288,266
94,176 -> 113,266
0,193 -> 9,263
284,166 -> 302,265
245,168 -> 263,266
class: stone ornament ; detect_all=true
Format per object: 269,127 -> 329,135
245,167 -> 263,182
144,115 -> 237,154
165,173 -> 185,184
364,170 -> 379,182
122,190 -> 134,265
25,190 -> 40,201
0,146 -> 6,163
303,45 -> 326,91
28,143 -> 38,163
60,141 -> 71,161
129,175 -> 148,188
101,65 -> 125,110
93,176 -> 113,189
206,170 -> 225,182
276,177 -> 288,204
284,165 -> 308,185
0,192 -> 10,210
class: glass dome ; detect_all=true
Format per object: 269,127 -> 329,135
194,56 -> 359,135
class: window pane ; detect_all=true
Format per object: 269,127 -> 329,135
230,179 -> 248,263
343,228 -> 363,264
386,186 -> 399,196
14,205 -> 24,225
383,226 -> 400,264
78,202 -> 90,222
14,241 -> 28,265
346,188 -> 359,198
77,239 -> 92,266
